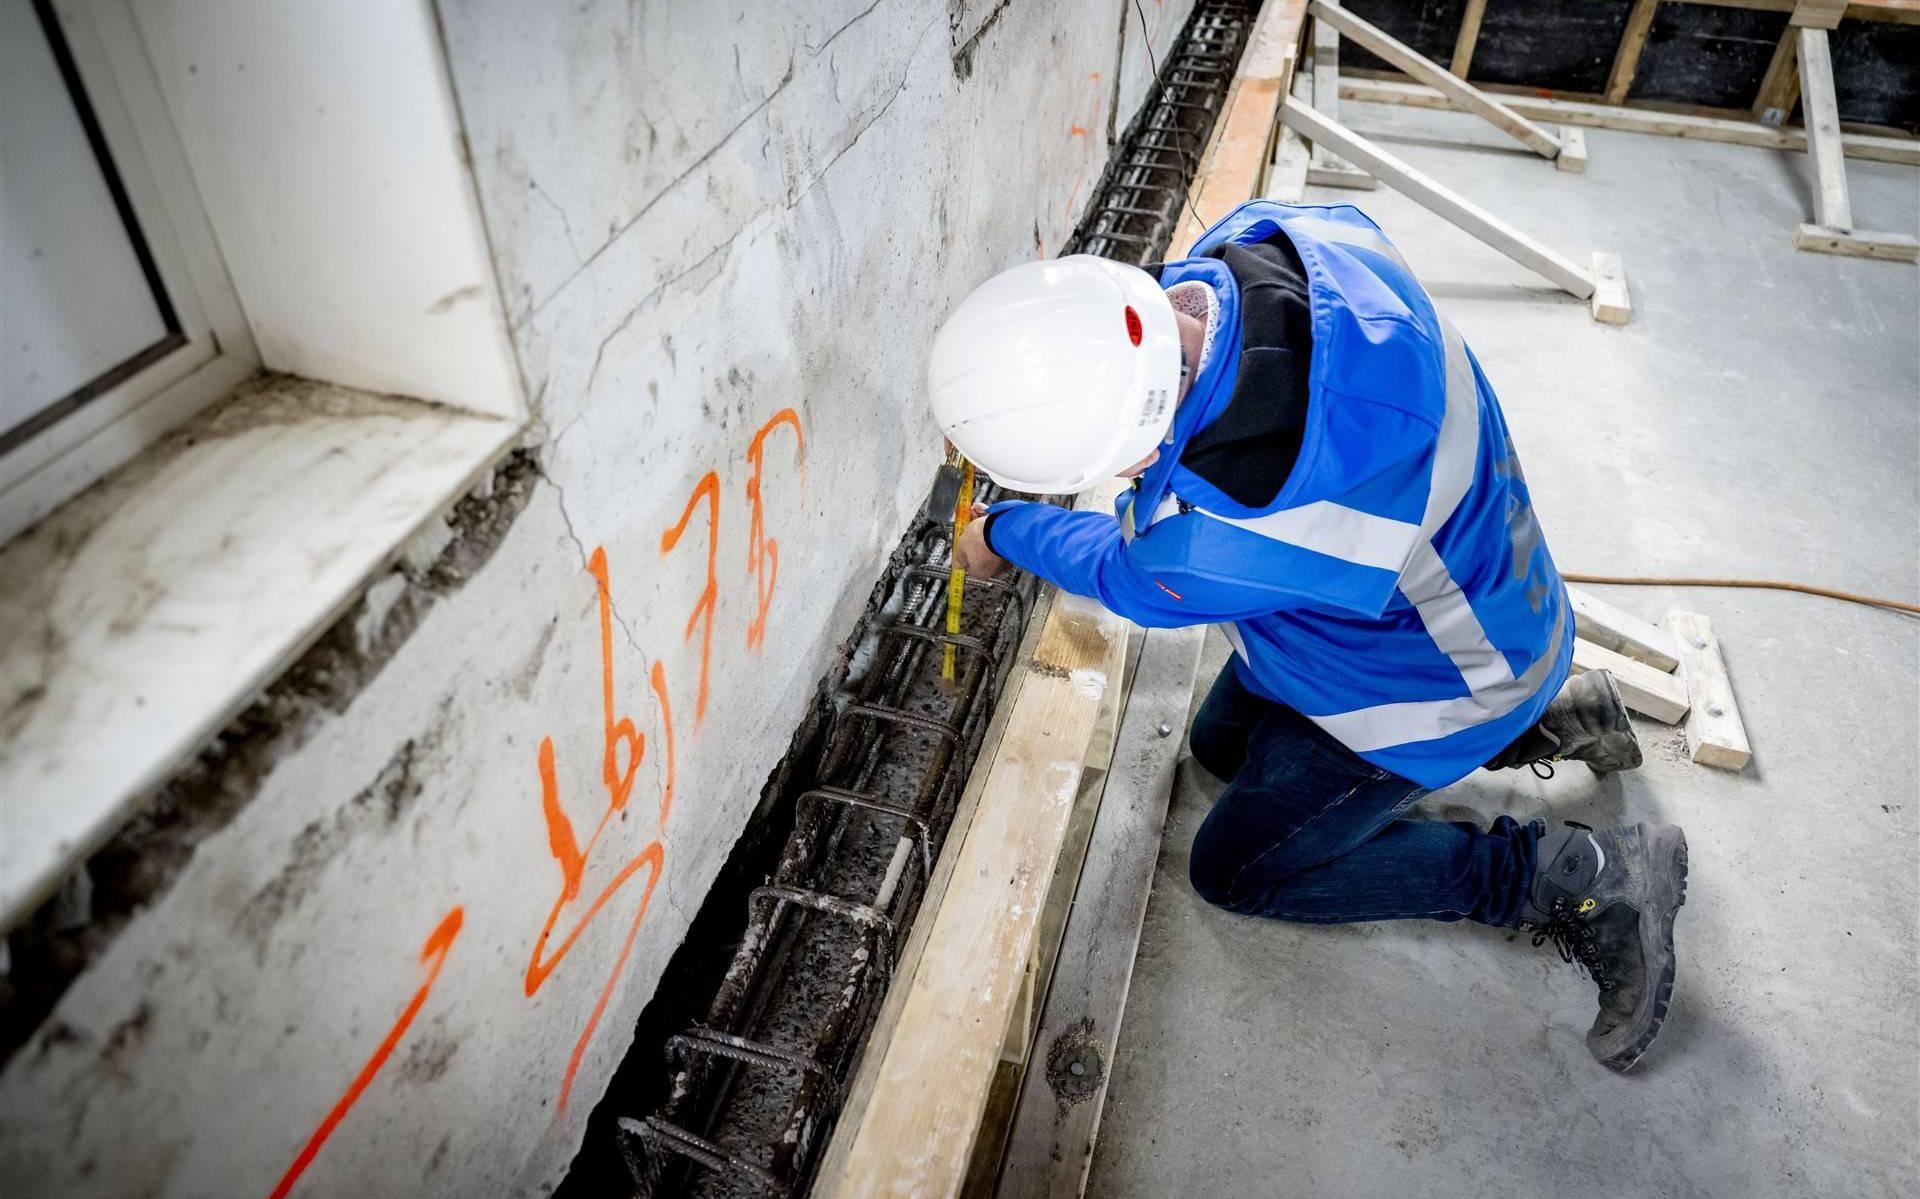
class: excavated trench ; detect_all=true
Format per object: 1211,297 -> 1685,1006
559,4 -> 1254,1194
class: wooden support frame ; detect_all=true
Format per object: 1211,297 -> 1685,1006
1752,27 -> 1803,125
1305,13 -> 1377,189
1791,27 -> 1920,260
1606,0 -> 1662,105
1339,76 -> 1920,166
1450,0 -> 1489,78
990,625 -> 1205,1199
1309,0 -> 1568,162
1564,587 -> 1753,769
1278,97 -> 1635,322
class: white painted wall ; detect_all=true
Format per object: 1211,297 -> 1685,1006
131,0 -> 523,420
0,1 -> 1178,1195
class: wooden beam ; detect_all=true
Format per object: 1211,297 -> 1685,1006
1572,638 -> 1689,725
819,589 -> 1132,1196
1278,97 -> 1601,301
1306,12 -> 1377,188
994,626 -> 1206,1199
1338,76 -> 1920,166
1791,0 -> 1849,27
1751,28 -> 1802,125
1451,0 -> 1489,78
1567,586 -> 1682,672
1666,611 -> 1752,770
1792,223 -> 1920,259
1606,0 -> 1661,105
1557,126 -> 1590,173
1681,0 -> 1920,23
1587,251 -> 1633,324
1174,0 -> 1310,252
1796,26 -> 1852,229
1308,0 -> 1566,160
1789,26 -> 1916,259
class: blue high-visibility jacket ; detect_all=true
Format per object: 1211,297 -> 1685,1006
985,201 -> 1571,789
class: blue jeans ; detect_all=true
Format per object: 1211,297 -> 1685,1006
1187,662 -> 1541,927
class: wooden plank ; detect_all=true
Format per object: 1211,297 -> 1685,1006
1793,223 -> 1920,260
1751,28 -> 1802,124
820,590 -> 1131,1197
1556,126 -> 1590,173
814,584 -> 1057,1189
1451,0 -> 1489,78
1175,0 -> 1310,252
1268,70 -> 1316,202
963,630 -> 1132,1199
1571,638 -> 1690,725
1588,251 -> 1633,324
1791,0 -> 1849,27
1337,76 -> 1920,166
1306,12 -> 1377,188
1278,98 -> 1600,299
1796,26 -> 1852,230
1567,586 -> 1682,672
1308,0 -> 1565,160
1606,0 -> 1661,104
995,625 -> 1206,1199
1666,611 -> 1753,770
1683,0 -> 1920,24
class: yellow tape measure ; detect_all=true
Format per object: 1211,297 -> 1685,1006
942,459 -> 975,680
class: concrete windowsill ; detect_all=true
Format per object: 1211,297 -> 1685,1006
0,374 -> 519,928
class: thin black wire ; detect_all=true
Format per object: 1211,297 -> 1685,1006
1131,0 -> 1214,244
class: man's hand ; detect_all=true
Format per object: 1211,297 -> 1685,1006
955,503 -> 1009,578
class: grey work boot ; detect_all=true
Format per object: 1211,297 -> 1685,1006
1492,671 -> 1643,776
1520,821 -> 1689,1072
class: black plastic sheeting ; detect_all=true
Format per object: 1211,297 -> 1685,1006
1330,0 -> 1920,133
1631,3 -> 1786,111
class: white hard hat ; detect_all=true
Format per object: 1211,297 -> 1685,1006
928,255 -> 1181,495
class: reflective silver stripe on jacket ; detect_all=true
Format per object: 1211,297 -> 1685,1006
1175,310 -> 1558,750
1282,215 -> 1411,271
1148,493 -> 1418,571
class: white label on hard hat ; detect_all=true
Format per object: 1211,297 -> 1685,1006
1141,388 -> 1169,426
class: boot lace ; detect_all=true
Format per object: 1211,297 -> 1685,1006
1528,896 -> 1615,992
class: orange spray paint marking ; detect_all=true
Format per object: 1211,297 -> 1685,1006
650,660 -> 675,827
661,472 -> 720,723
745,408 -> 805,651
268,907 -> 464,1199
525,549 -> 673,1110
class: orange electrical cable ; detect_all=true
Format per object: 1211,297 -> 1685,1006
1562,574 -> 1920,616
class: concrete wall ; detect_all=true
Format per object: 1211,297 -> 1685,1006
0,1 -> 1191,1195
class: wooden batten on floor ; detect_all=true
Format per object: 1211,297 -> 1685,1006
1568,586 -> 1682,670
1667,611 -> 1753,770
1572,637 -> 1690,725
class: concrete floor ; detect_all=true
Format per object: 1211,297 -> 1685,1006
1086,104 -> 1919,1199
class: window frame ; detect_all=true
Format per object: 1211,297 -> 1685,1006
0,0 -> 258,544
